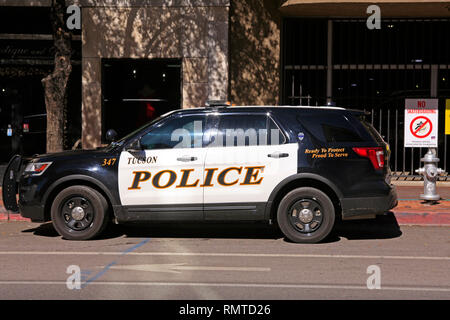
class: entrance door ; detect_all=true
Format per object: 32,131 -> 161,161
102,59 -> 182,143
0,82 -> 25,163
0,76 -> 50,163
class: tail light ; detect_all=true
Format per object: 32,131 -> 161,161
352,147 -> 385,170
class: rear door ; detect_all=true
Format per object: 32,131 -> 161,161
203,113 -> 298,220
297,110 -> 387,198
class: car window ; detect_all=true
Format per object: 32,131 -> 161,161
360,119 -> 385,144
215,114 -> 285,147
140,115 -> 205,149
297,113 -> 363,143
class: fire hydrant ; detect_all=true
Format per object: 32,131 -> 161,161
415,149 -> 444,202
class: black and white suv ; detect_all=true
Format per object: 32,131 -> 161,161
2,105 -> 397,243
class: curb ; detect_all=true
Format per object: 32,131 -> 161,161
0,212 -> 31,222
391,199 -> 450,226
1,187 -> 450,225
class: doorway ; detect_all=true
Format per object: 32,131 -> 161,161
102,59 -> 182,142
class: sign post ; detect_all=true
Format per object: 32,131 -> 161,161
405,99 -> 442,202
445,99 -> 450,135
445,99 -> 450,174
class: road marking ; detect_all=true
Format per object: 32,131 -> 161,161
0,251 -> 449,261
0,281 -> 449,293
82,238 -> 150,288
102,263 -> 270,273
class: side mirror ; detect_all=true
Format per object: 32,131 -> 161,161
126,139 -> 142,153
106,129 -> 118,142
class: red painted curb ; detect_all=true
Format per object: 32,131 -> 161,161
1,185 -> 449,225
2,206 -> 449,225
0,213 -> 31,222
392,200 -> 450,225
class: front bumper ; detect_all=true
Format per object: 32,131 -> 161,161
18,178 -> 48,222
18,202 -> 46,222
340,184 -> 398,219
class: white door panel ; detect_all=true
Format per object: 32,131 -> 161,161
118,149 -> 206,206
203,143 -> 298,204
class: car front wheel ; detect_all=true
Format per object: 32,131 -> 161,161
277,187 -> 335,243
51,185 -> 109,240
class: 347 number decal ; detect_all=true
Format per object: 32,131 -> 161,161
101,158 -> 116,166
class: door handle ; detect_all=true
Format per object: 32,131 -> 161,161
177,156 -> 198,162
268,152 -> 289,158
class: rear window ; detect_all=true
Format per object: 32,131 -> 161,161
360,119 -> 385,144
297,113 -> 364,143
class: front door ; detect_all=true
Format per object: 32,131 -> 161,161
118,114 -> 207,220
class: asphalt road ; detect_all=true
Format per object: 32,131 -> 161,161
0,216 -> 449,300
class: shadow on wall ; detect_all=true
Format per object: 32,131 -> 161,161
81,6 -> 228,148
230,0 -> 283,106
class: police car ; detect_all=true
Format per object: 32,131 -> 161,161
2,104 -> 397,243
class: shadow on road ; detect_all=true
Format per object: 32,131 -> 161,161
22,212 -> 402,243
332,212 -> 402,241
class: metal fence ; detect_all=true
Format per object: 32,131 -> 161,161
366,107 -> 449,180
282,18 -> 450,180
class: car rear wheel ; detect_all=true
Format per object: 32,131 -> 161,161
51,185 -> 109,240
277,187 -> 335,243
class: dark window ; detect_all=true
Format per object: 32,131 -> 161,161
215,114 -> 285,147
360,119 -> 385,144
140,115 -> 205,150
321,124 -> 362,143
298,113 -> 363,143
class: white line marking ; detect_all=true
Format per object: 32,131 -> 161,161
0,281 -> 449,292
105,263 -> 270,273
0,251 -> 449,261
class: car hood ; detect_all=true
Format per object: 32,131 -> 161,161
27,147 -> 114,162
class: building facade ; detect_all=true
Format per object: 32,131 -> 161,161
1,0 -> 449,176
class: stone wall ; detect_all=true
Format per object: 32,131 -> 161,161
80,1 -> 229,149
229,0 -> 283,106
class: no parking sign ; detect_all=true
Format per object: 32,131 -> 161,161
404,99 -> 438,148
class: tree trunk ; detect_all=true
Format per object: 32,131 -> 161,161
42,0 -> 72,153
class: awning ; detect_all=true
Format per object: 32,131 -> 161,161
280,0 -> 450,17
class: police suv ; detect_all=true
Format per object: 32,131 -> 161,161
2,105 -> 397,243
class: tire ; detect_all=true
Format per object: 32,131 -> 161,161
277,187 -> 335,243
51,185 -> 109,240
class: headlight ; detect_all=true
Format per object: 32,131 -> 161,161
24,162 -> 52,176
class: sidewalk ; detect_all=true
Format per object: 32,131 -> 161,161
391,185 -> 450,225
1,186 -> 449,225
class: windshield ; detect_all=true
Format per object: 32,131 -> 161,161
110,116 -> 163,148
110,109 -> 181,147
